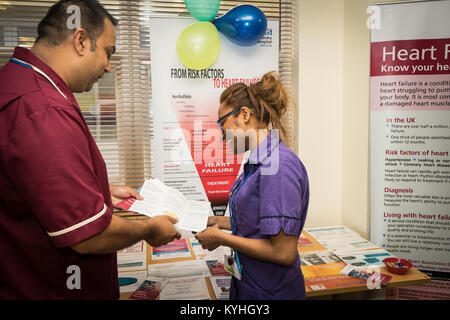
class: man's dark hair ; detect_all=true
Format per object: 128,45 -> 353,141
36,0 -> 118,50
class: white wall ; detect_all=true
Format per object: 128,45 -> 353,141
341,0 -> 372,238
297,0 -> 415,238
298,0 -> 345,230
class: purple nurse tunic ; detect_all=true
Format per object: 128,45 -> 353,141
229,132 -> 309,300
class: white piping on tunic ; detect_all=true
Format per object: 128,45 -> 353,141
47,204 -> 108,237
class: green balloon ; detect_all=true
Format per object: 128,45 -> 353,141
177,22 -> 220,70
184,0 -> 220,21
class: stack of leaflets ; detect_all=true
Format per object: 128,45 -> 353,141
206,260 -> 229,276
210,276 -> 231,300
129,277 -> 168,300
340,265 -> 392,287
116,178 -> 212,232
335,248 -> 396,269
305,226 -> 379,252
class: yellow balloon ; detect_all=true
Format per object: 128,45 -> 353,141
177,22 -> 220,70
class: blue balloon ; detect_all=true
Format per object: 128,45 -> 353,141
213,5 -> 267,47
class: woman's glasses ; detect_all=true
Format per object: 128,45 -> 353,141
216,107 -> 242,135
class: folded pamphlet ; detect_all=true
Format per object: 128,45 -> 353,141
116,178 -> 212,232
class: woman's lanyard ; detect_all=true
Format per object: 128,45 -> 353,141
9,58 -> 68,100
229,165 -> 257,276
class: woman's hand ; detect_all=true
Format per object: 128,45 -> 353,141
195,224 -> 224,251
207,215 -> 220,227
110,185 -> 143,207
205,215 -> 231,230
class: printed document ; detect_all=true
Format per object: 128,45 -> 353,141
148,260 -> 210,278
159,276 -> 210,300
117,240 -> 147,271
116,178 -> 212,232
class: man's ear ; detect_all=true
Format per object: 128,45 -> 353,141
72,28 -> 89,56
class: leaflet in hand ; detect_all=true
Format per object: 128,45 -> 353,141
116,178 -> 212,232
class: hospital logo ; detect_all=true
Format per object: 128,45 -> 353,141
259,28 -> 273,47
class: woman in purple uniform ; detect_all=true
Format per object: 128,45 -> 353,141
195,71 -> 310,300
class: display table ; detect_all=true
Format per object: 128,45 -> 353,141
298,230 -> 430,297
119,237 -> 217,300
118,224 -> 430,300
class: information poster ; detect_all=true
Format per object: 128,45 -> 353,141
369,1 -> 450,299
149,16 -> 279,216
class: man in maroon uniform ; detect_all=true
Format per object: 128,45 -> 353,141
0,0 -> 180,299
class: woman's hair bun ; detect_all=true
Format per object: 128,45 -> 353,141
219,71 -> 290,143
250,71 -> 288,117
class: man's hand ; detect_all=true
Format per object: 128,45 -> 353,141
146,215 -> 181,247
110,185 -> 143,207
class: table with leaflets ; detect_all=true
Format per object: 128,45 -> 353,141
117,224 -> 430,300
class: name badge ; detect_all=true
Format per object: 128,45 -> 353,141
224,251 -> 242,280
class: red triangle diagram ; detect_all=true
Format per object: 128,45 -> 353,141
169,93 -> 244,216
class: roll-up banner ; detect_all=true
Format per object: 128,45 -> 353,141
369,0 -> 450,300
149,16 -> 279,217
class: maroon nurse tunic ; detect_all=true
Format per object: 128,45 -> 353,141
0,47 -> 118,299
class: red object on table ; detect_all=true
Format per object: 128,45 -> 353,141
383,258 -> 412,275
